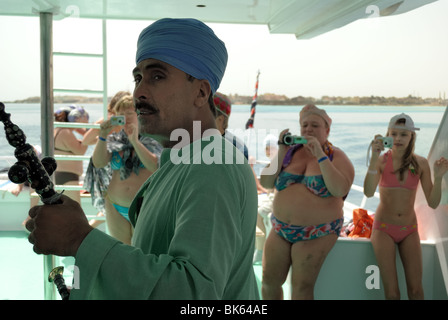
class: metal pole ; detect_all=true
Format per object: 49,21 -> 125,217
39,11 -> 56,301
102,18 -> 108,120
40,12 -> 54,158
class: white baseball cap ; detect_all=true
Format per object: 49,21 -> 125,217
388,113 -> 420,132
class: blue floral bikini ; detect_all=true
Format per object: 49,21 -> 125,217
272,142 -> 344,243
275,171 -> 331,197
83,129 -> 162,221
271,216 -> 344,243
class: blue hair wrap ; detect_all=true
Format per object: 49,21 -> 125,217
136,18 -> 228,94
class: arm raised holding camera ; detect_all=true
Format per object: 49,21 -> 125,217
125,122 -> 159,173
305,135 -> 354,198
364,135 -> 385,197
91,120 -> 115,169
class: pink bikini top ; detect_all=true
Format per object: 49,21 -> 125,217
379,150 -> 419,190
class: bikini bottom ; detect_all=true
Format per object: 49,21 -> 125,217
373,220 -> 418,243
55,172 -> 79,185
271,215 -> 343,243
112,203 -> 131,222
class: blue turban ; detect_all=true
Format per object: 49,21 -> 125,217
136,18 -> 228,94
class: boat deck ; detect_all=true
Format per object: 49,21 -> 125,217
1,230 -> 445,300
1,182 -> 447,300
1,173 -> 446,300
0,230 -> 262,300
0,231 -> 69,300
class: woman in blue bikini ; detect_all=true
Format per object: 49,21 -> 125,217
92,95 -> 162,244
260,104 -> 354,300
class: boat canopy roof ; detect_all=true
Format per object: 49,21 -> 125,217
0,0 -> 439,39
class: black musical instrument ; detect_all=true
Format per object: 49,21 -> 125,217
1,102 -> 69,300
48,266 -> 70,300
0,101 -> 61,204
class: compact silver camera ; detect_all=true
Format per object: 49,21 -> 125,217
110,116 -> 125,126
379,136 -> 393,148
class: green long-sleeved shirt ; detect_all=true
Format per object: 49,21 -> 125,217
70,135 -> 259,299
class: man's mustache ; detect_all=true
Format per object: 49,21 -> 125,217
135,101 -> 158,115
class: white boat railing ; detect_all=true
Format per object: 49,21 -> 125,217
1,154 -> 89,192
53,154 -> 92,161
349,184 -> 379,209
0,123 -> 101,191
54,121 -> 100,129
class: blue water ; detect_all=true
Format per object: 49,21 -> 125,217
1,103 -> 446,212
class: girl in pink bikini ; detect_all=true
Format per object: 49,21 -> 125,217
364,113 -> 448,299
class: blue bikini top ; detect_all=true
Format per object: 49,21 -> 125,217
275,171 -> 331,197
111,151 -> 144,171
274,143 -> 335,198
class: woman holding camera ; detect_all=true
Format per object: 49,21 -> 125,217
92,95 -> 162,244
364,113 -> 448,299
260,104 -> 354,299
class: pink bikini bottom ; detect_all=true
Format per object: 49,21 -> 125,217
373,220 -> 418,243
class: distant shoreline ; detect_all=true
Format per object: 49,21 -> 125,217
4,94 -> 447,107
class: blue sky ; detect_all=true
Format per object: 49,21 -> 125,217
1,0 -> 447,101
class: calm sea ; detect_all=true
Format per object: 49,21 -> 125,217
0,103 -> 446,212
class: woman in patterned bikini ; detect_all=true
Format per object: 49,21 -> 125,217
91,95 -> 162,244
364,113 -> 448,299
260,104 -> 354,300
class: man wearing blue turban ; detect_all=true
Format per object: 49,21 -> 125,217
132,18 -> 229,147
136,18 -> 227,95
27,18 -> 259,300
